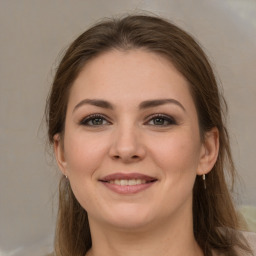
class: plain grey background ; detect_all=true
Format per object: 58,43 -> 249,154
0,1 -> 255,255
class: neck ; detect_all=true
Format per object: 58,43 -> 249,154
86,204 -> 203,256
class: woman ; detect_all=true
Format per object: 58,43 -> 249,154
45,15 -> 255,256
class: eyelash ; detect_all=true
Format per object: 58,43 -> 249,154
79,113 -> 177,127
80,114 -> 111,126
145,114 -> 177,126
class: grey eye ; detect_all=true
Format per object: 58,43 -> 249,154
147,115 -> 177,126
90,118 -> 105,125
152,117 -> 166,125
80,115 -> 110,126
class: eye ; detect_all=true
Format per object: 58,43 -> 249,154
146,114 -> 177,126
80,114 -> 110,126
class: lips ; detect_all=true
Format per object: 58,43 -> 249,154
99,173 -> 157,194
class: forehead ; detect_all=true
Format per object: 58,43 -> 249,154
68,49 -> 195,110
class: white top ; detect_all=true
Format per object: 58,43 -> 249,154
213,231 -> 256,256
239,231 -> 256,255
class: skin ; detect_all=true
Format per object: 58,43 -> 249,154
54,49 -> 219,256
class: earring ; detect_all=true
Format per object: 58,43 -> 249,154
202,174 -> 206,189
65,175 -> 68,179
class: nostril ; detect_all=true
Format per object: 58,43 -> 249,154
112,154 -> 139,161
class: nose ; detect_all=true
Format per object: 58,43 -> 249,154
109,125 -> 146,163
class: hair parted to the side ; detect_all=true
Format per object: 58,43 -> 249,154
45,14 -> 252,256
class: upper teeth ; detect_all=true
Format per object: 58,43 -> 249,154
109,179 -> 147,185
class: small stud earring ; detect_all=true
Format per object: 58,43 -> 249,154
65,175 -> 68,179
202,174 -> 206,189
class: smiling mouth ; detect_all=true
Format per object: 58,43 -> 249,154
102,179 -> 156,186
99,173 -> 157,194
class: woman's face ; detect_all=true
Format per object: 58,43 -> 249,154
55,49 -> 217,231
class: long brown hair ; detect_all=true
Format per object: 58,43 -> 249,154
45,14 -> 252,256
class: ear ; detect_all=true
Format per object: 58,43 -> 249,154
53,133 -> 68,176
197,127 -> 219,175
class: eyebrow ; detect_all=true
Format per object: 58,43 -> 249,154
139,99 -> 186,111
73,99 -> 113,113
73,98 -> 186,112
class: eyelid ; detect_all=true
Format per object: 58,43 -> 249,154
79,113 -> 177,126
144,113 -> 177,125
79,113 -> 111,126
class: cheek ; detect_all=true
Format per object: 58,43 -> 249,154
148,130 -> 201,178
147,132 -> 201,212
63,133 -> 109,210
64,132 -> 108,177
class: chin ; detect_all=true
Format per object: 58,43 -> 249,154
98,205 -> 157,230
109,217 -> 153,231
